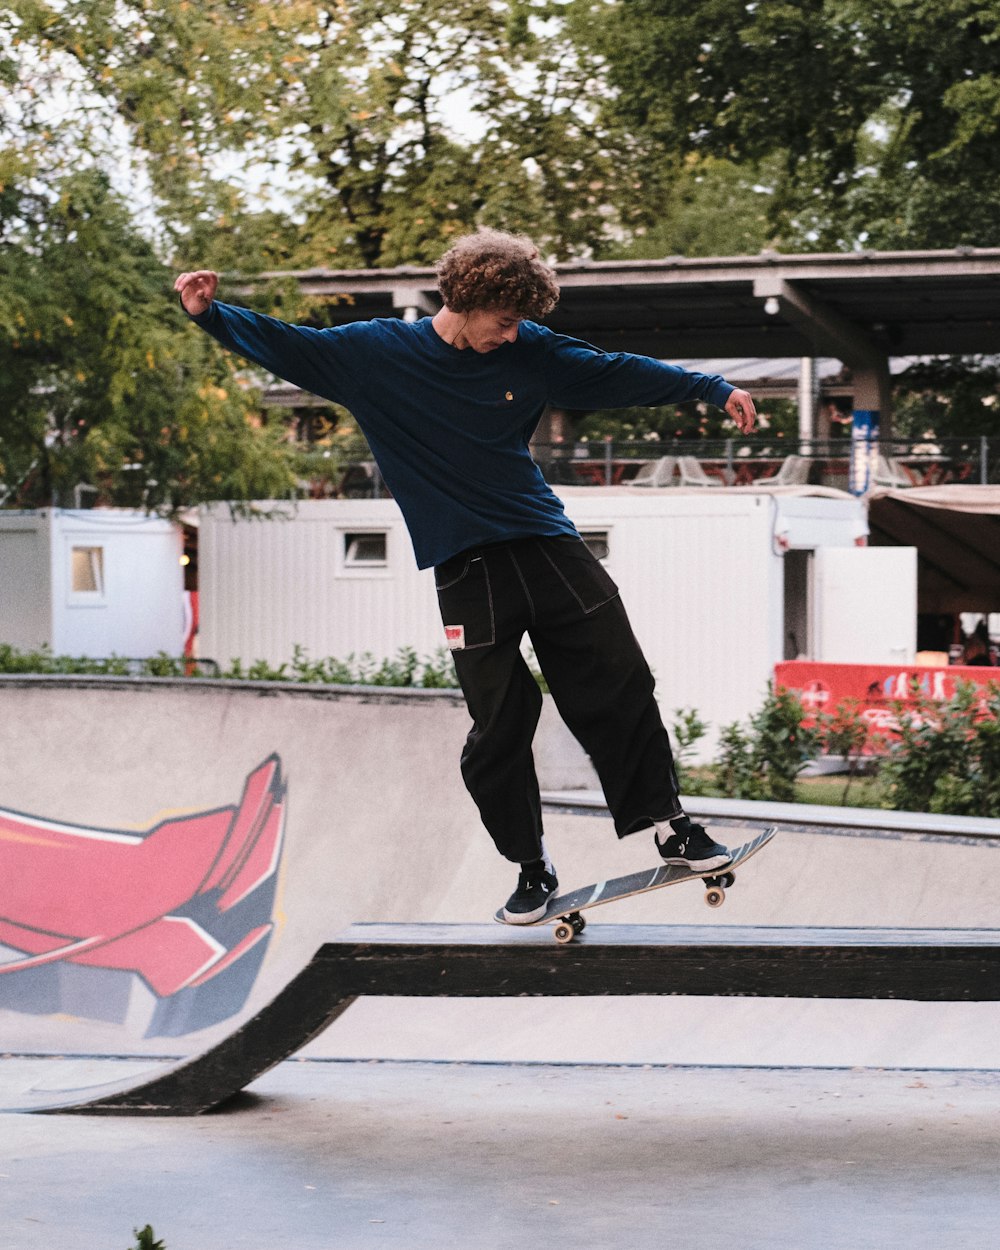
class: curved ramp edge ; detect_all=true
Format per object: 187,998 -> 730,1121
9,956 -> 356,1115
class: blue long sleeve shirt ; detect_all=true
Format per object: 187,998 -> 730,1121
190,301 -> 735,568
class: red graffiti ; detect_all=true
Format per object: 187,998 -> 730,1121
0,757 -> 285,999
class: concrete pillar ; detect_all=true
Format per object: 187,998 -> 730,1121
798,357 -> 818,446
849,362 -> 893,495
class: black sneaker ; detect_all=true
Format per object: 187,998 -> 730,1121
655,821 -> 731,871
500,864 -> 559,924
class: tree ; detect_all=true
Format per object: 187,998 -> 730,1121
583,0 -> 1000,250
605,154 -> 777,260
892,358 -> 1000,441
0,169 -> 296,510
7,0 -> 630,268
3,0 -> 651,509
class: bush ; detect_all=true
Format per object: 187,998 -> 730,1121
0,641 -> 460,689
130,1228 -> 165,1250
716,683 -> 821,803
5,643 -> 999,816
877,680 -> 1000,818
816,697 -> 883,805
670,707 -> 711,796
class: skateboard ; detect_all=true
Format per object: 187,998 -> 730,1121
495,826 -> 776,943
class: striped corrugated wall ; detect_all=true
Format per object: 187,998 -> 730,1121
199,493 -> 786,753
199,501 -> 443,671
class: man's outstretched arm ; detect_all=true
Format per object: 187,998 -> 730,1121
542,330 -> 758,434
172,270 -> 362,406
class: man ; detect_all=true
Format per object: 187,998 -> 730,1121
175,228 -> 758,923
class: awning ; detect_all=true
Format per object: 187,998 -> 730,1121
867,486 -> 1000,613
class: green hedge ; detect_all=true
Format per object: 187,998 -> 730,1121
0,642 -> 460,688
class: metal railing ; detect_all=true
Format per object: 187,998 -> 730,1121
530,435 -> 998,490
6,437 -> 994,507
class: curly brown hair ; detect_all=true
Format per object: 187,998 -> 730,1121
435,228 -> 560,319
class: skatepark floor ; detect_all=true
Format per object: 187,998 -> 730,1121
3,1056 -> 999,1250
3,684 -> 999,1247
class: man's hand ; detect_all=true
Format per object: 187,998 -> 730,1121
725,388 -> 757,434
174,270 -> 219,317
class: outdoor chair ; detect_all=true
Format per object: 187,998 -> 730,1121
677,456 -> 724,487
761,454 -> 811,486
624,456 -> 677,487
873,455 -> 917,489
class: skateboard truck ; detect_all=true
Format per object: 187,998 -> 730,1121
553,914 -> 587,944
703,868 -> 737,909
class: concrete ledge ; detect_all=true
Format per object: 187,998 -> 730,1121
0,672 -> 467,703
9,922 -> 998,1117
542,789 -> 1000,843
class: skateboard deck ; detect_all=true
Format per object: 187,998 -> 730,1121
495,826 -> 777,942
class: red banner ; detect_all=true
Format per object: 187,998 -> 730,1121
775,660 -> 1000,750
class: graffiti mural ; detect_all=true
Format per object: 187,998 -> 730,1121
0,755 -> 286,1038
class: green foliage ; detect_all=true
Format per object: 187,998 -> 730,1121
604,154 -> 778,260
7,0 -> 626,267
220,644 -> 461,689
816,698 -> 878,806
3,0 -> 994,478
130,1227 -> 165,1250
574,398 -> 800,444
0,168 -> 297,511
586,0 -> 1000,251
4,644 -> 999,815
877,681 -> 1000,818
520,646 -> 550,694
891,358 -> 1000,441
714,719 -> 759,801
0,643 -> 126,675
8,0 -> 999,268
716,683 -> 822,803
670,707 -> 710,796
0,644 -> 205,677
0,641 -> 460,686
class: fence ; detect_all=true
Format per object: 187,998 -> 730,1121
19,436 -> 993,507
529,434 -> 999,491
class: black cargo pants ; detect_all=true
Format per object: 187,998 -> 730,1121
433,534 -> 683,864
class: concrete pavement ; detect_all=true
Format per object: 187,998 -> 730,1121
3,1058 -> 999,1250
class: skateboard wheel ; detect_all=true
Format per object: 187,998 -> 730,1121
571,914 -> 586,935
704,885 -> 726,908
554,922 -> 576,944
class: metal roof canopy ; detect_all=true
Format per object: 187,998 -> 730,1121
868,486 -> 1000,614
247,247 -> 1000,361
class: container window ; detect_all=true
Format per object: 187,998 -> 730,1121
579,530 -> 610,562
71,546 -> 105,594
344,532 -> 388,568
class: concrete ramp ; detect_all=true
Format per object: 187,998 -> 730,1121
0,678 -> 485,1089
1,677 -> 999,1112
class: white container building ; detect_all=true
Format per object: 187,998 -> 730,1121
0,509 -> 187,659
198,488 -> 917,756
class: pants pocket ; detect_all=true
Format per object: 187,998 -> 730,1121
539,536 -> 619,613
434,553 -> 496,650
